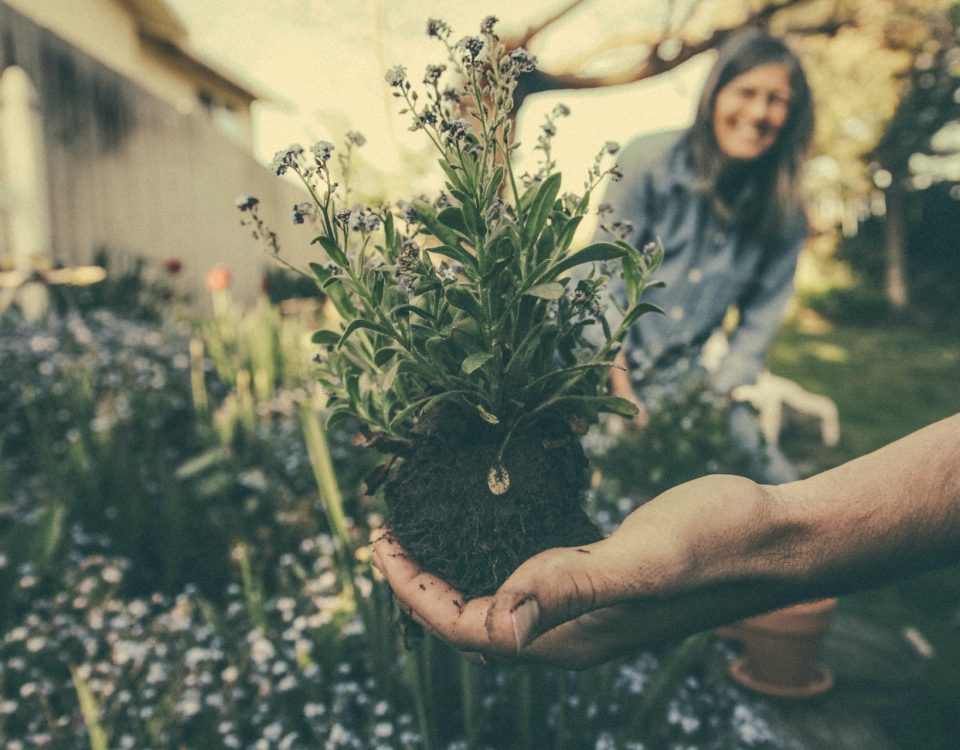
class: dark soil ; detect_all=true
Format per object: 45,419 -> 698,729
384,412 -> 601,598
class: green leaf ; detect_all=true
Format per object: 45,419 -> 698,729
426,244 -> 479,272
621,253 -> 642,305
309,263 -> 356,317
413,201 -> 462,247
382,359 -> 401,392
439,160 -> 466,192
374,347 -> 400,366
438,206 -> 469,237
338,319 -> 394,349
535,224 -> 555,264
391,303 -> 435,320
425,336 -> 451,361
621,302 -> 665,330
524,282 -> 566,300
555,214 -> 583,252
524,361 -> 617,393
461,199 -> 483,239
174,447 -> 230,480
462,352 -> 493,374
523,172 -> 562,245
549,242 -> 626,278
449,188 -> 471,205
445,285 -> 485,322
311,330 -> 341,346
325,408 -> 357,431
482,165 -> 505,207
312,235 -> 349,268
384,210 -> 395,250
544,395 -> 639,417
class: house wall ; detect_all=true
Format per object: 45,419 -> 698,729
3,0 -> 253,145
0,3 -> 317,307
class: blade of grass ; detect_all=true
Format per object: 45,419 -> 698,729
70,666 -> 109,750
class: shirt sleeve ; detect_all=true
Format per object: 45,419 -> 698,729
711,216 -> 806,394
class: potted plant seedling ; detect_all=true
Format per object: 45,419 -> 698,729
241,17 -> 663,599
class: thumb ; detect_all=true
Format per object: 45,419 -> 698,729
484,538 -> 633,654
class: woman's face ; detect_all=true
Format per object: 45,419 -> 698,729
712,63 -> 792,161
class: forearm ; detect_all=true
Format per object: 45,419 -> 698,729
658,414 -> 960,609
592,413 -> 960,645
769,413 -> 960,596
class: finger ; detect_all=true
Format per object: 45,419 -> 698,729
370,530 -> 503,652
483,539 -> 636,654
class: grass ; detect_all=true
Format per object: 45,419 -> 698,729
769,319 -> 960,463
768,315 -> 960,750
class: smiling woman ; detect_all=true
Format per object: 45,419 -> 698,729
712,63 -> 792,161
597,28 -> 815,485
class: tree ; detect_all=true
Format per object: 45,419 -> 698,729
485,0 -> 958,309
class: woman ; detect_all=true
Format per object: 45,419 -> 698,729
601,28 -> 815,483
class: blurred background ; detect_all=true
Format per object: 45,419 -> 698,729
0,1 -> 959,749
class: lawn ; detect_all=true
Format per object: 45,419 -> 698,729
769,317 -> 960,750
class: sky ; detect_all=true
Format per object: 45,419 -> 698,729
166,0 -> 712,194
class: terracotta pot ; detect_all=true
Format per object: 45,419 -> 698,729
723,598 -> 837,699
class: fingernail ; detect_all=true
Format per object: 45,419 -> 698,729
510,598 -> 540,654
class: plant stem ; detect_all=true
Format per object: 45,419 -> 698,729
459,657 -> 483,749
631,633 -> 712,740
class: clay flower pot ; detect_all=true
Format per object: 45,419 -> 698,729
724,598 -> 837,699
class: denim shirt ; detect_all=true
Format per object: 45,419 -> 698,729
596,130 -> 806,393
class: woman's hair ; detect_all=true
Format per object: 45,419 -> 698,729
684,28 -> 814,245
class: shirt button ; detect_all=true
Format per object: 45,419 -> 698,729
687,268 -> 703,283
669,306 -> 684,321
712,231 -> 726,245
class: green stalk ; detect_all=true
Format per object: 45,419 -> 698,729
234,542 -> 266,629
459,657 -> 483,749
405,639 -> 438,750
70,667 -> 109,750
299,401 -> 354,594
188,337 -> 208,417
630,633 -> 712,740
517,667 -> 534,750
556,674 -> 568,750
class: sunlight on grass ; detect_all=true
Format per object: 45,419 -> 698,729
809,341 -> 849,363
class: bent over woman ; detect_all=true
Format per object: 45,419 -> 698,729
600,28 -> 815,483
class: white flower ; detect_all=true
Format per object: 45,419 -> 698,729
264,722 -> 283,741
385,65 -> 407,87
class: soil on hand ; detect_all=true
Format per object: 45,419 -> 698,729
384,414 -> 601,599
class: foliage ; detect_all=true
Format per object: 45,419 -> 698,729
589,372 -> 754,504
243,18 -> 662,483
797,284 -> 895,327
46,248 -> 184,322
0,302 -> 370,608
261,266 -> 326,307
0,522 -> 789,750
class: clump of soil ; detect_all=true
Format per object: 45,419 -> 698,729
384,411 -> 601,598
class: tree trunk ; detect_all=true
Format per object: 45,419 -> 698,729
884,187 -> 909,309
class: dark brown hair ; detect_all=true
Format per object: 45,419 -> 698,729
684,28 -> 814,245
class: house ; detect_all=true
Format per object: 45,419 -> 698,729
0,0 -> 314,305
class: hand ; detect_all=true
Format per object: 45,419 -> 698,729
370,525 -> 659,670
369,475 -> 774,669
